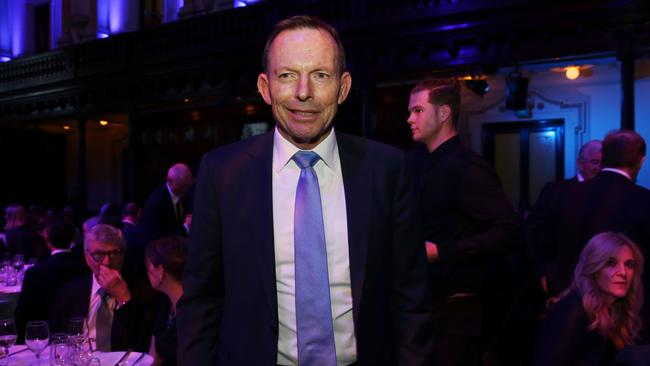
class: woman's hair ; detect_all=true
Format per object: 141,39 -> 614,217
570,231 -> 644,349
4,204 -> 26,230
145,236 -> 188,282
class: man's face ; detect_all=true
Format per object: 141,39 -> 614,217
257,28 -> 352,150
84,239 -> 125,275
407,90 -> 445,147
168,176 -> 192,197
577,149 -> 602,180
596,245 -> 635,304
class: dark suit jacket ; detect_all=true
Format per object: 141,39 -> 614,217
49,274 -> 151,352
177,131 -> 432,365
540,171 -> 650,296
611,345 -> 650,366
14,251 -> 89,342
526,177 -> 580,280
533,290 -> 616,366
409,136 -> 519,336
141,184 -> 192,241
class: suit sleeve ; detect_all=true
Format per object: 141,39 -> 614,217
176,154 -> 223,365
391,154 -> 433,365
435,157 -> 520,263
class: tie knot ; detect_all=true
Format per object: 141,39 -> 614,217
97,288 -> 108,300
292,151 -> 320,169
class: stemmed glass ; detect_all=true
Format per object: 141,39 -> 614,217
12,254 -> 24,273
25,321 -> 49,366
68,317 -> 91,365
0,319 -> 17,366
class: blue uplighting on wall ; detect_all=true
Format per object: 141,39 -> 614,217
0,56 -> 11,62
234,0 -> 261,8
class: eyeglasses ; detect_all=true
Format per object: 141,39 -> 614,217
86,250 -> 123,263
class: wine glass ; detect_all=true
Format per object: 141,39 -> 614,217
25,321 -> 49,366
12,255 -> 24,273
67,317 -> 90,364
0,319 -> 17,366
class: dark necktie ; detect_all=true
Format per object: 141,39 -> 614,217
95,288 -> 112,352
175,200 -> 183,226
292,151 -> 336,366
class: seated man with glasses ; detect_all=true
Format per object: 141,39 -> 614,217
50,224 -> 151,352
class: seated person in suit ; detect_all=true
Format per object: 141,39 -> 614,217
145,236 -> 187,366
534,232 -> 644,366
14,215 -> 89,342
50,224 -> 150,352
3,204 -> 47,261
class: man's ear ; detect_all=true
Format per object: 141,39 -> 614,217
257,73 -> 272,105
337,71 -> 352,105
438,104 -> 452,124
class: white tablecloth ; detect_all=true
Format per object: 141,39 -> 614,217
5,345 -> 153,365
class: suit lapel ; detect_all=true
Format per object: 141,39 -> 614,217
337,132 -> 371,323
245,132 -> 278,321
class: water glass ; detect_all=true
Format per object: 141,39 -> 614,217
0,319 -> 17,366
25,321 -> 50,366
4,268 -> 16,287
12,255 -> 24,272
50,340 -> 71,366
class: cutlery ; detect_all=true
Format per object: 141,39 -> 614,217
8,347 -> 29,356
132,352 -> 147,365
114,349 -> 132,366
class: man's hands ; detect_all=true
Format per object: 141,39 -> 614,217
96,265 -> 132,304
425,241 -> 439,263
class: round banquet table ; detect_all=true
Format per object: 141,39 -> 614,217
4,345 -> 153,365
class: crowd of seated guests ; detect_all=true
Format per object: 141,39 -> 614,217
0,200 -> 187,361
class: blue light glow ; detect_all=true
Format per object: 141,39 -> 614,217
437,23 -> 470,32
234,0 -> 261,8
10,0 -> 26,56
51,0 -> 62,49
97,32 -> 110,39
0,56 -> 12,62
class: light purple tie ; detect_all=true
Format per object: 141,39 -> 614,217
292,151 -> 336,366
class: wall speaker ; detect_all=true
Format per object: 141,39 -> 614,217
505,75 -> 529,110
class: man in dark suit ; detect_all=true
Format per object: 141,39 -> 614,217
14,215 -> 89,342
406,79 -> 520,366
50,224 -> 150,352
540,130 -> 650,297
177,15 -> 432,366
121,203 -> 147,276
527,139 -> 602,291
141,163 -> 193,241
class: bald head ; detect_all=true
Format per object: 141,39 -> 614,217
167,163 -> 193,197
577,140 -> 602,181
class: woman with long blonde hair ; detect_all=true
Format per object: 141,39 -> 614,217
533,232 -> 644,366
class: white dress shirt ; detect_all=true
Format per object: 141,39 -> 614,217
87,276 -> 115,346
272,128 -> 357,365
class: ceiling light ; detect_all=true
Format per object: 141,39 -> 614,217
99,120 -> 109,126
550,64 -> 594,80
565,66 -> 580,80
63,125 -> 70,130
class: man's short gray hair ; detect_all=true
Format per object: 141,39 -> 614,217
84,224 -> 125,251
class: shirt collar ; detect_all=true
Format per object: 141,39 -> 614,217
91,274 -> 103,297
601,167 -> 632,181
51,249 -> 71,256
272,127 -> 339,173
166,183 -> 180,203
